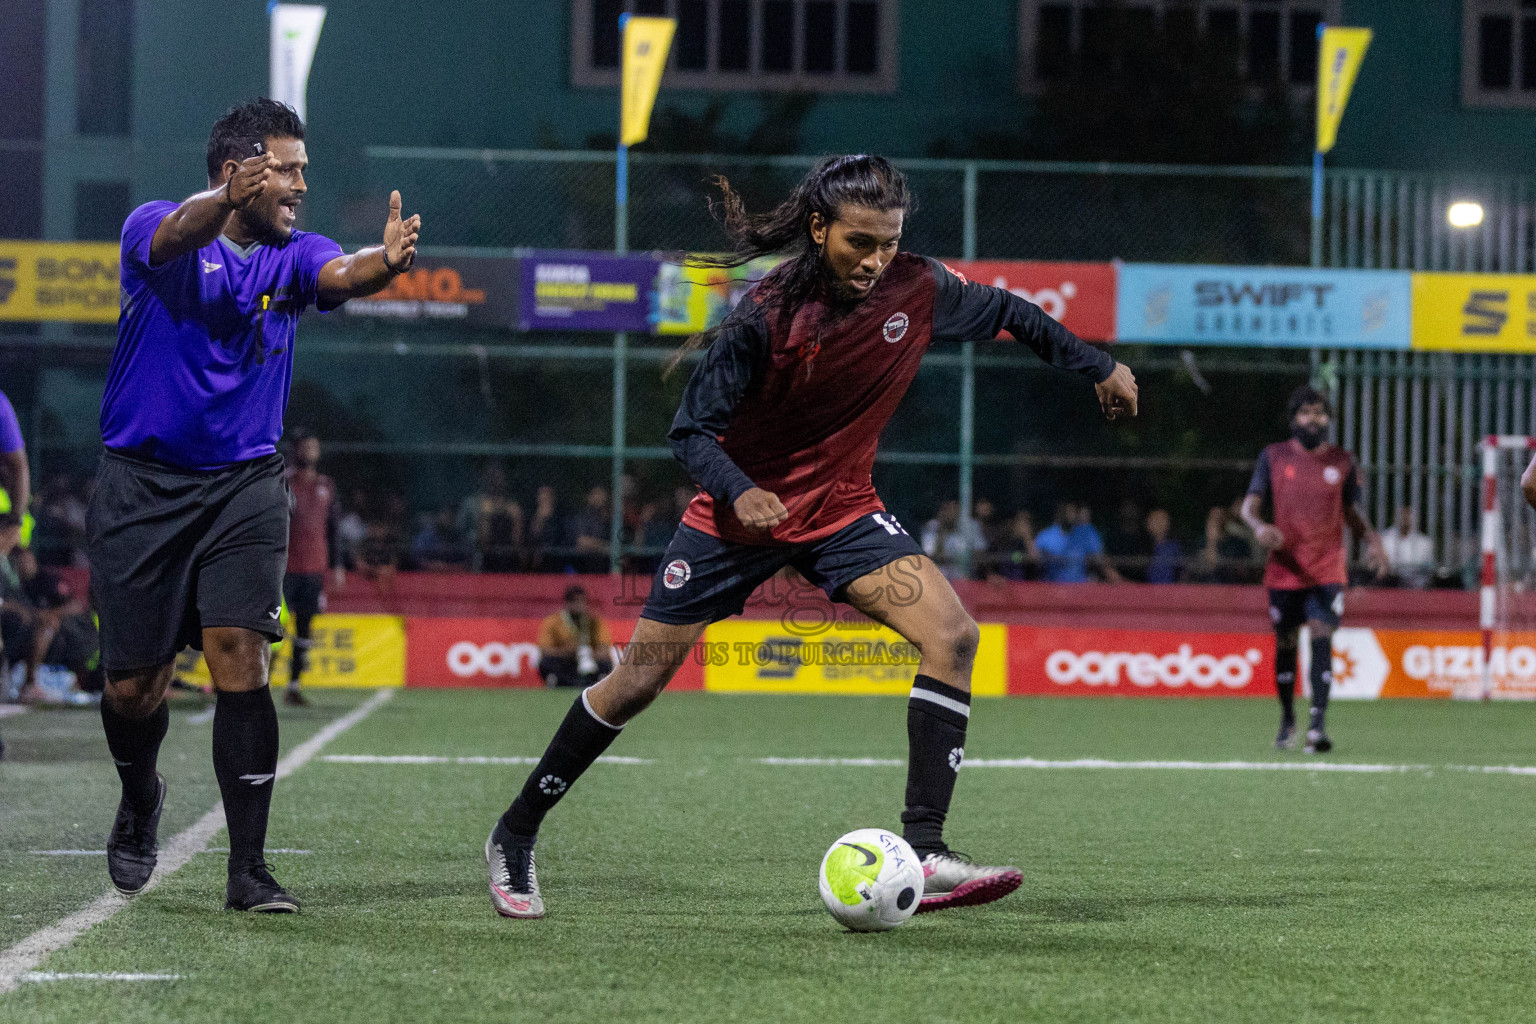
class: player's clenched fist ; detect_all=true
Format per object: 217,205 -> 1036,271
1095,362 -> 1138,421
225,152 -> 280,210
733,487 -> 788,530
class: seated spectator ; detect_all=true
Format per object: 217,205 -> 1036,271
1036,502 -> 1122,583
31,473 -> 89,568
991,509 -> 1039,582
526,485 -> 564,572
336,489 -> 369,571
1381,505 -> 1434,588
973,497 -> 1001,552
1220,497 -> 1259,582
459,462 -> 523,572
1104,499 -> 1150,582
1145,508 -> 1184,584
570,486 -> 613,573
920,499 -> 986,581
537,585 -> 613,688
1189,505 -> 1255,584
1,547 -> 102,702
410,507 -> 470,571
357,514 -> 403,581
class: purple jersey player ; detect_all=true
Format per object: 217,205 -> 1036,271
87,99 -> 420,914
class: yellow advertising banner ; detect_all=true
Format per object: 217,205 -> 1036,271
621,16 -> 676,146
1316,27 -> 1372,154
1411,273 -> 1536,352
178,614 -> 406,689
702,620 -> 1007,697
0,240 -> 119,323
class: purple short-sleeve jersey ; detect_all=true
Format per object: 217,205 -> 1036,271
101,201 -> 344,469
0,390 -> 23,453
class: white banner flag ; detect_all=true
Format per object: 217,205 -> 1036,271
269,4 -> 326,123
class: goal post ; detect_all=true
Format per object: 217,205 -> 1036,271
1478,435 -> 1536,700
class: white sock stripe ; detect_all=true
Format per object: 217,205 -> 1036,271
580,687 -> 623,731
909,687 -> 971,718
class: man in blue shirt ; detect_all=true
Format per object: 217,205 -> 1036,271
1034,502 -> 1122,584
89,98 -> 420,913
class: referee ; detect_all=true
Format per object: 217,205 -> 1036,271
89,98 -> 420,912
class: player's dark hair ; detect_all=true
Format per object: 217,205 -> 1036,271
1286,385 -> 1331,421
206,98 -> 305,181
564,585 -> 587,602
666,155 -> 913,375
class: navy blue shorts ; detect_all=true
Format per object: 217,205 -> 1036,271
641,511 -> 925,625
1268,585 -> 1344,633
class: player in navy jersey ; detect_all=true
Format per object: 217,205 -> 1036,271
484,155 -> 1139,919
89,98 -> 420,912
1241,386 -> 1385,754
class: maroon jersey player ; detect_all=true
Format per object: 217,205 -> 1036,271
483,155 -> 1139,920
282,429 -> 342,705
1241,386 -> 1386,754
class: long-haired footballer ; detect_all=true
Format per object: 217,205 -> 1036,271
484,155 -> 1139,919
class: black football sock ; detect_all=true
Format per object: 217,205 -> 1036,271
901,674 -> 971,858
1275,645 -> 1298,728
1309,634 -> 1332,729
212,686 -> 280,867
501,689 -> 622,839
101,698 -> 170,815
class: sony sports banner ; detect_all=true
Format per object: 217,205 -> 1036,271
943,261 -> 1116,342
177,613 -> 404,688
517,250 -> 659,332
1116,263 -> 1410,349
1410,273 -> 1536,353
701,619 -> 1008,696
0,241 -> 119,323
342,254 -> 519,326
270,4 -> 326,123
404,617 -> 703,690
1007,626 -> 1272,697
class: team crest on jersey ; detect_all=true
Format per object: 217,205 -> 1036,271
663,559 -> 692,589
1323,466 -> 1342,485
883,312 -> 909,343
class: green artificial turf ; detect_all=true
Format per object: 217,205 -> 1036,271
4,690 -> 1536,1023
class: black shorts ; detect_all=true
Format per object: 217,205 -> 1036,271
283,573 -> 325,623
87,450 -> 289,672
1268,585 -> 1345,633
641,511 -> 925,625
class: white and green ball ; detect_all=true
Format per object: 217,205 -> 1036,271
817,828 -> 924,931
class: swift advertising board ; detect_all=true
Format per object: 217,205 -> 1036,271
1116,263 -> 1410,349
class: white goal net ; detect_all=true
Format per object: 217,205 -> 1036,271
1478,435 -> 1536,700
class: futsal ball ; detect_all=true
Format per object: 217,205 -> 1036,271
817,828 -> 924,932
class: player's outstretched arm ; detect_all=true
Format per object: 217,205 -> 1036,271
148,153 -> 280,266
316,190 -> 421,306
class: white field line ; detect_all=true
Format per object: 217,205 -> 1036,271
27,851 -> 106,857
0,688 -> 394,996
320,754 -> 652,765
22,972 -> 180,983
756,756 -> 1536,775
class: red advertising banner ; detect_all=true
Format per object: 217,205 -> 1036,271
404,617 -> 704,690
1007,625 -> 1273,697
942,261 -> 1117,341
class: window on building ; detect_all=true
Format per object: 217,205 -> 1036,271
1465,0 -> 1536,107
76,0 -> 133,136
572,0 -> 897,92
1019,0 -> 1337,92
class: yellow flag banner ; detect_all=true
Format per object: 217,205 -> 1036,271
620,16 -> 675,147
1316,27 -> 1372,154
1411,273 -> 1536,353
0,240 -> 119,323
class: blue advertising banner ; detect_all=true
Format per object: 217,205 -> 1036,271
517,250 -> 659,332
1115,264 -> 1411,349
